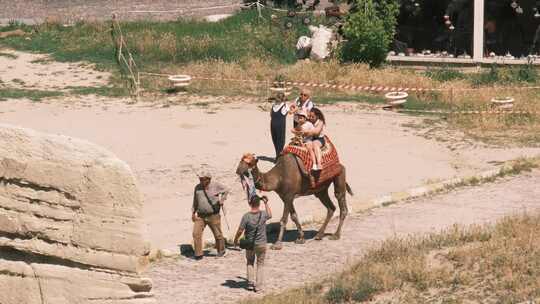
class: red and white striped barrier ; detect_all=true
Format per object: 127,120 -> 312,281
139,72 -> 540,92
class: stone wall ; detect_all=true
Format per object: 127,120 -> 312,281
0,124 -> 154,304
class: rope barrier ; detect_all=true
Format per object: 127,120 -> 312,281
394,109 -> 539,115
139,72 -> 540,93
137,72 -> 540,116
123,3 -> 248,14
120,1 -> 314,16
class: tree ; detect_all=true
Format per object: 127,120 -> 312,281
340,0 -> 399,67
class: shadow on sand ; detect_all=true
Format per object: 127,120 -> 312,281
266,222 -> 317,243
221,276 -> 252,290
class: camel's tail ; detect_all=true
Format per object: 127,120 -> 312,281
346,183 -> 354,196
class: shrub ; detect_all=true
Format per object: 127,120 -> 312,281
325,282 -> 350,303
425,67 -> 466,82
471,64 -> 500,86
351,275 -> 380,302
340,0 -> 399,67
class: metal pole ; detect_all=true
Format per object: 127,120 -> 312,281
473,0 -> 484,61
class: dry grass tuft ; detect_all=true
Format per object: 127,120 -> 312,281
242,213 -> 540,304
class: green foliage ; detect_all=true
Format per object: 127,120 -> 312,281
0,9 -> 311,70
351,276 -> 380,301
471,64 -> 539,86
340,0 -> 399,67
471,64 -> 500,86
425,67 -> 465,82
0,88 -> 63,101
325,282 -> 350,303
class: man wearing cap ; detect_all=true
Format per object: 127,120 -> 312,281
192,170 -> 229,260
293,88 -> 315,128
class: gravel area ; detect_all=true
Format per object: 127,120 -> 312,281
146,170 -> 540,304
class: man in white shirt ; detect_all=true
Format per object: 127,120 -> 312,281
293,88 -> 314,128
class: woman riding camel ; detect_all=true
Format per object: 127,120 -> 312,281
302,108 -> 326,171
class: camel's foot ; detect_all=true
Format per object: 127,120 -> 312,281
329,234 -> 341,241
295,238 -> 305,244
271,243 -> 283,250
314,233 -> 324,241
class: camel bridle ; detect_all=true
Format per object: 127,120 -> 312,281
241,155 -> 267,191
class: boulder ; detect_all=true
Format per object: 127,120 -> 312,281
0,124 -> 155,304
296,36 -> 312,59
309,25 -> 333,61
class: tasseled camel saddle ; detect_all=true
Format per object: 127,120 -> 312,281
282,135 -> 341,188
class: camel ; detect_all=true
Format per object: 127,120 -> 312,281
236,153 -> 353,250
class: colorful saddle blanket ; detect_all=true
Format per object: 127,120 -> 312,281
282,136 -> 341,188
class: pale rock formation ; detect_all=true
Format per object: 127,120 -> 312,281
0,124 -> 155,304
309,25 -> 333,61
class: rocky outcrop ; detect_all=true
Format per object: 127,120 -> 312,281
0,124 -> 154,304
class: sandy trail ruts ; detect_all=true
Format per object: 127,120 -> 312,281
146,170 -> 540,304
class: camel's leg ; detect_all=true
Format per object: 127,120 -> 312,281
289,203 -> 305,244
330,169 -> 349,240
270,205 -> 290,250
314,188 -> 336,240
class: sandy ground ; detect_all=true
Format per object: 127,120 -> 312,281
0,50 -> 109,90
0,0 -> 243,24
147,170 -> 540,304
2,51 -> 540,302
1,97 -> 540,253
1,51 -> 540,252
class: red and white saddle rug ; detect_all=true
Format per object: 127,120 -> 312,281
282,136 -> 342,188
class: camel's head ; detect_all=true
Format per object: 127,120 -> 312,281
236,153 -> 258,176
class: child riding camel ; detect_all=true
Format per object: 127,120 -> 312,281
295,108 -> 326,171
292,109 -> 314,145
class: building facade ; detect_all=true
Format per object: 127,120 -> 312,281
389,0 -> 540,64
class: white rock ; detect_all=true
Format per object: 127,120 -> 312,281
204,14 -> 232,22
309,25 -> 333,61
0,123 -> 155,304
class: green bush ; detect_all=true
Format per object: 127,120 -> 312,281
471,64 -> 500,86
425,67 -> 466,82
471,64 -> 539,86
340,0 -> 399,67
325,282 -> 350,303
351,275 -> 380,302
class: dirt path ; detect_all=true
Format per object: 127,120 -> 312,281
0,0 -> 242,24
2,50 -> 540,252
2,98 -> 539,252
146,170 -> 540,304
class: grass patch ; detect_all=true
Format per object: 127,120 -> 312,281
2,10 -> 540,144
0,88 -> 63,101
0,9 -> 316,70
243,212 -> 540,304
67,86 -> 128,97
0,52 -> 17,59
424,66 -> 466,82
29,57 -> 54,64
